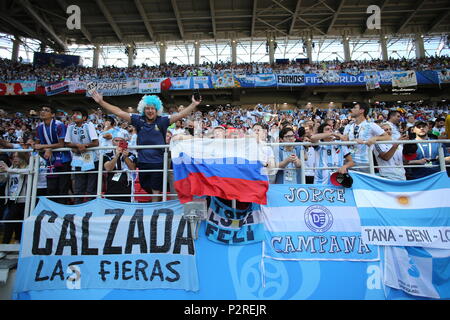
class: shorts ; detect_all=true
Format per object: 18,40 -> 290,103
138,162 -> 164,193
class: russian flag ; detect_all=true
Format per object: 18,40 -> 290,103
170,138 -> 269,204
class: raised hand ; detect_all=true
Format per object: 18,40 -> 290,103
91,90 -> 104,104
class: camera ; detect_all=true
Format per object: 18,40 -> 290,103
118,140 -> 128,150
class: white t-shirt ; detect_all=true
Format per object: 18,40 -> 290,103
344,120 -> 385,165
65,122 -> 99,163
374,144 -> 406,181
388,122 -> 401,140
304,146 -> 316,177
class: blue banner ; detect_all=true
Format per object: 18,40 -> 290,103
14,222 -> 387,300
234,74 -> 255,88
205,197 -> 265,245
44,80 -> 69,96
262,184 -> 379,261
14,198 -> 199,293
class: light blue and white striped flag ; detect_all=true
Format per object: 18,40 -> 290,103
384,246 -> 450,299
261,184 -> 379,261
351,172 -> 450,249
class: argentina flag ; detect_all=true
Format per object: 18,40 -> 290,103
351,172 -> 450,249
384,246 -> 450,299
192,76 -> 213,89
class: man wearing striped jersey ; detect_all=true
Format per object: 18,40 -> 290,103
343,102 -> 390,173
310,123 -> 354,185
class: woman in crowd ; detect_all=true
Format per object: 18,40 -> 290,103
0,152 -> 30,244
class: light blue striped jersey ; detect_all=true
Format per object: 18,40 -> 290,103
314,144 -> 351,185
343,120 -> 385,164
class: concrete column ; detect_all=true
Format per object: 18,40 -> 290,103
127,45 -> 135,67
93,45 -> 101,68
380,35 -> 389,61
415,34 -> 426,58
231,39 -> 237,64
268,37 -> 275,64
40,42 -> 46,53
305,38 -> 313,62
342,36 -> 351,62
159,42 -> 166,65
194,41 -> 200,66
12,37 -> 20,62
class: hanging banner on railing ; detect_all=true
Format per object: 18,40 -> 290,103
45,80 -> 69,96
392,71 -> 417,88
139,78 -> 163,94
205,196 -> 265,245
169,77 -> 191,90
234,74 -> 255,88
211,73 -> 235,88
262,184 -> 379,261
192,76 -> 213,89
68,79 -> 86,93
86,79 -> 139,96
437,69 -> 450,84
13,198 -> 199,293
364,71 -> 381,90
351,171 -> 450,249
276,74 -> 306,86
11,80 -> 37,93
0,81 -> 37,95
255,74 -> 277,87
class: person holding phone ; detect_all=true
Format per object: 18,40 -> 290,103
275,127 -> 306,184
90,90 -> 201,202
373,123 -> 407,181
103,132 -> 137,202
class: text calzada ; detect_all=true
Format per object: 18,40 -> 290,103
14,198 -> 199,293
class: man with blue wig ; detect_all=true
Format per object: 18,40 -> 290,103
91,90 -> 201,201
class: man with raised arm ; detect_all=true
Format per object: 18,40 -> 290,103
343,102 -> 391,174
90,90 -> 201,202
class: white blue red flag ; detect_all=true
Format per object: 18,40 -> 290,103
170,138 -> 269,204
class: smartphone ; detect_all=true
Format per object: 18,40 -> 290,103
193,89 -> 201,102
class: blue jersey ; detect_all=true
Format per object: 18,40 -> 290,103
410,140 -> 449,179
131,114 -> 170,164
36,120 -> 71,164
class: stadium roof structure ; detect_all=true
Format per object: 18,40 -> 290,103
1,0 -> 449,51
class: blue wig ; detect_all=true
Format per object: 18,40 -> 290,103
137,95 -> 163,116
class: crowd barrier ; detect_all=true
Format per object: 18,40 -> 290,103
1,139 -> 449,254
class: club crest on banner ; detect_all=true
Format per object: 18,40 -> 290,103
304,205 -> 333,233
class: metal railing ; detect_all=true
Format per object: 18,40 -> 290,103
0,139 -> 449,252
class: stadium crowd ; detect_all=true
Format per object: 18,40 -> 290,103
0,97 -> 449,244
0,53 -> 450,244
0,55 -> 448,82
